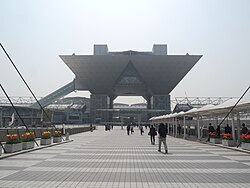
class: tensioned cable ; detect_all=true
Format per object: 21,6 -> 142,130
0,84 -> 39,147
218,86 -> 250,127
0,43 -> 65,141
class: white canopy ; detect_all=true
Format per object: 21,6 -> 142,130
150,98 -> 250,122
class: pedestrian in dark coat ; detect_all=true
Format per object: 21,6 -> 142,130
224,124 -> 232,134
207,123 -> 215,141
158,123 -> 168,154
241,123 -> 248,134
139,125 -> 144,135
131,126 -> 134,134
127,124 -> 130,135
216,125 -> 221,138
148,125 -> 157,145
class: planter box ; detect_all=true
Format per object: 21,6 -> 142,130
241,142 -> 250,151
53,137 -> 62,143
22,141 -> 35,150
210,138 -> 221,144
222,139 -> 236,147
40,138 -> 51,145
4,143 -> 23,153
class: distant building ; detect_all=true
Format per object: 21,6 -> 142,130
113,103 -> 129,109
131,103 -> 147,109
46,97 -> 90,124
60,44 -> 202,123
0,97 -> 90,127
0,105 -> 41,127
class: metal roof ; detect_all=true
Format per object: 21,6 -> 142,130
150,98 -> 250,121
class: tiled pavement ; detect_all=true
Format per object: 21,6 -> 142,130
0,127 -> 250,188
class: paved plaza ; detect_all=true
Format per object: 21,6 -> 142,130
0,127 -> 250,188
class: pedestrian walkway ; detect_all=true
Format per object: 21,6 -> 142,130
0,126 -> 250,188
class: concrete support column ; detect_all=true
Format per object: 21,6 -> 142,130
51,111 -> 54,123
175,118 -> 178,137
65,109 -> 69,123
231,115 -> 236,141
237,113 -> 241,145
146,96 -> 152,120
197,116 -> 201,140
138,114 -> 141,127
146,98 -> 151,109
90,94 -> 110,123
215,116 -> 219,126
200,116 -> 204,138
109,98 -> 114,109
167,122 -> 170,135
172,118 -> 175,136
183,116 -> 186,139
108,95 -> 115,123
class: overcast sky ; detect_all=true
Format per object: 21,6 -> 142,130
0,0 -> 250,104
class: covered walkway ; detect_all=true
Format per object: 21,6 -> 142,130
150,98 -> 250,143
0,127 -> 250,188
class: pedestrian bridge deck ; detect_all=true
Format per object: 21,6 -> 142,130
0,126 -> 250,188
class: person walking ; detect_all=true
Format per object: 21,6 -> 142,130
177,124 -> 181,136
139,125 -> 144,135
126,124 -> 130,135
158,123 -> 168,154
207,123 -> 215,141
216,125 -> 221,138
131,126 -> 134,135
148,125 -> 157,145
90,124 -> 93,132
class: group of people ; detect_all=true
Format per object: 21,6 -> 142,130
148,123 -> 168,154
125,121 -> 250,154
126,123 -> 169,154
126,124 -> 134,135
105,124 -> 114,131
126,124 -> 145,135
208,122 -> 249,141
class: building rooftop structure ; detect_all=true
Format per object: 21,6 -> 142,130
27,44 -> 202,124
60,44 -> 202,97
46,97 -> 90,112
59,44 -> 202,123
